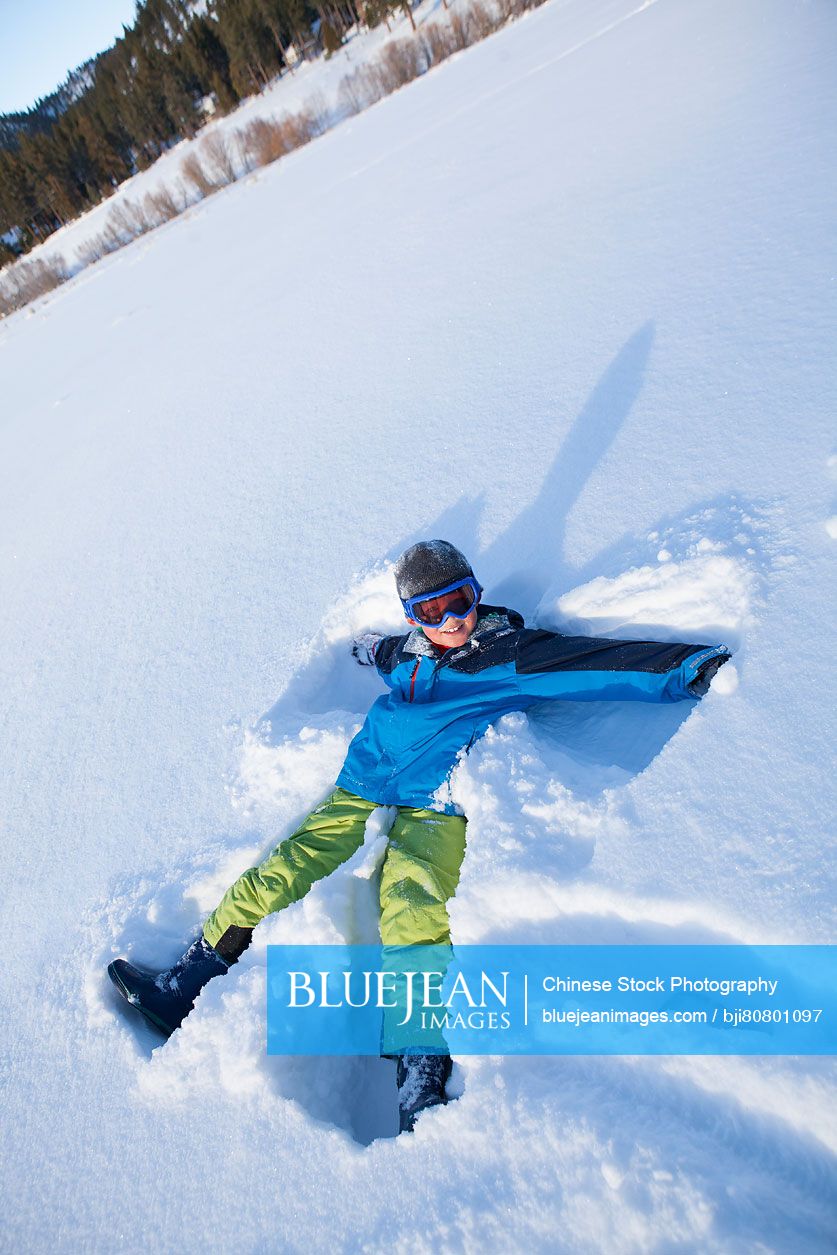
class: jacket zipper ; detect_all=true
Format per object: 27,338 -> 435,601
407,619 -> 501,694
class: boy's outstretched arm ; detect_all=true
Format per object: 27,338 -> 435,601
514,630 -> 732,705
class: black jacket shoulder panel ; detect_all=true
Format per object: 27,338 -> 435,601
515,628 -> 701,676
446,634 -> 522,673
443,605 -> 526,674
477,603 -> 525,630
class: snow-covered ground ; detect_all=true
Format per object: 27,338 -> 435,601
2,0 -> 836,1249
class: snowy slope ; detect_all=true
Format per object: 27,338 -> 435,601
1,0 -> 836,1250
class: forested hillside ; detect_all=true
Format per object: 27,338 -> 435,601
0,0 -> 379,258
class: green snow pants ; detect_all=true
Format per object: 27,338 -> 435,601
202,787 -> 467,951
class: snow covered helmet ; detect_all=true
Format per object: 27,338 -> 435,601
395,540 -> 483,627
394,540 -> 475,601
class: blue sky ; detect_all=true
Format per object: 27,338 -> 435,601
0,0 -> 139,113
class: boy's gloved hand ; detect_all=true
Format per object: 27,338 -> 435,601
688,653 -> 729,697
351,633 -> 383,666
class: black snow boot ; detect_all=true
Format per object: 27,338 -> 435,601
108,929 -> 249,1037
396,1053 -> 453,1133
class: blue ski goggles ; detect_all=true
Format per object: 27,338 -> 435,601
401,576 -> 483,628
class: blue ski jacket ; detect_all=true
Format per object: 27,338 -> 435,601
336,605 -> 730,812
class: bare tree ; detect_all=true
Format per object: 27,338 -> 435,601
200,132 -> 240,185
0,255 -> 69,318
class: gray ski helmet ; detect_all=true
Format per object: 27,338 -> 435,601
394,540 -> 475,601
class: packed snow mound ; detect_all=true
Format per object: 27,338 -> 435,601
550,554 -> 753,645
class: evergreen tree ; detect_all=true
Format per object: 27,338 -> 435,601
182,15 -> 238,111
216,0 -> 291,96
321,20 -> 342,56
74,61 -> 135,191
277,0 -> 316,54
0,149 -> 36,249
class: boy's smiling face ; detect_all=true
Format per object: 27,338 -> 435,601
406,585 -> 480,649
415,608 -> 479,649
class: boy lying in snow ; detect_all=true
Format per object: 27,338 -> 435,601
109,541 -> 730,1131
